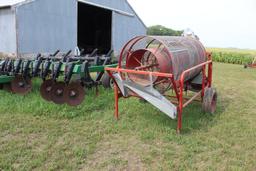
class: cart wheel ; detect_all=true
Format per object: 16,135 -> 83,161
102,73 -> 114,89
202,87 -> 217,114
244,65 -> 248,69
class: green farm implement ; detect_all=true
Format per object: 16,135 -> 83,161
0,49 -> 117,106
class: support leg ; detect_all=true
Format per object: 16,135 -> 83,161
201,66 -> 206,100
177,83 -> 183,134
208,62 -> 213,88
177,104 -> 183,134
114,84 -> 119,119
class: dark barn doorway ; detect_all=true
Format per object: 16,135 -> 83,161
78,2 -> 112,54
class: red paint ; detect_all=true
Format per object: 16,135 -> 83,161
114,83 -> 119,119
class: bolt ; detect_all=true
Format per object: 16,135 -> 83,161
46,86 -> 52,92
56,89 -> 63,95
70,90 -> 76,97
18,81 -> 25,87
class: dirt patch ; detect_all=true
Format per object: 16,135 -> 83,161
0,131 -> 48,153
79,135 -> 148,171
79,134 -> 183,171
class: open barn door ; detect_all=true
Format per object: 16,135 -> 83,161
78,2 -> 112,54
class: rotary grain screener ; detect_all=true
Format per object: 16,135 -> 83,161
106,36 -> 217,133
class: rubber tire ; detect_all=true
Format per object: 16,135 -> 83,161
102,73 -> 113,89
202,87 -> 217,114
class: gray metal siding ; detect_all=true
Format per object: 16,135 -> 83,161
4,0 -> 146,56
112,12 -> 146,55
16,0 -> 77,54
83,0 -> 131,12
0,8 -> 17,53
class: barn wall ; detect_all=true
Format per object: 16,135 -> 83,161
112,12 -> 146,55
0,8 -> 17,53
16,0 -> 77,55
14,0 -> 146,56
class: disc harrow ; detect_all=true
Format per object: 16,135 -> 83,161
0,49 -> 117,106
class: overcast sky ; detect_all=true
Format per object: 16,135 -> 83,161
128,0 -> 256,49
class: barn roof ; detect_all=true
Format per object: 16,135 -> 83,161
0,0 -> 33,9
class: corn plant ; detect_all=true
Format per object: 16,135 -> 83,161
208,48 -> 256,65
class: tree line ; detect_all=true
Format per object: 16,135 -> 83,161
147,25 -> 182,36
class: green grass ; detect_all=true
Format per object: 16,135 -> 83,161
207,48 -> 256,65
0,63 -> 256,170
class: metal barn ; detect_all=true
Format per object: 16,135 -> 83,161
0,0 -> 146,56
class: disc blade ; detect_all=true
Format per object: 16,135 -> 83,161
40,80 -> 54,102
11,75 -> 32,95
50,82 -> 66,105
64,82 -> 85,106
3,83 -> 12,92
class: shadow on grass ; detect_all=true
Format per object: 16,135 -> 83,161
0,79 -> 228,135
118,96 -> 227,135
0,79 -> 115,120
180,101 -> 226,134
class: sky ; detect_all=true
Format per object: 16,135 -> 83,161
128,0 -> 256,49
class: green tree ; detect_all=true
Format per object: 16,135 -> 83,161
147,25 -> 182,36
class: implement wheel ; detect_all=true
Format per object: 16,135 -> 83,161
50,82 -> 66,105
11,75 -> 32,95
40,80 -> 54,102
102,73 -> 114,89
64,82 -> 85,106
202,87 -> 217,114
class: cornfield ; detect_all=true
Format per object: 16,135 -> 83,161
207,48 -> 256,65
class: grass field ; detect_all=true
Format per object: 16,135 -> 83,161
0,62 -> 256,170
